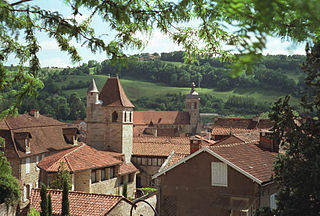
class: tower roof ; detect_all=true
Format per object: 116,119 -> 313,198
186,82 -> 199,99
87,79 -> 99,93
99,77 -> 135,108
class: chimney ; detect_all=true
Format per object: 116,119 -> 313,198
190,136 -> 201,154
259,131 -> 278,152
29,109 -> 40,118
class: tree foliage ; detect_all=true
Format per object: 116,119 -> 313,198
270,41 -> 320,215
40,184 -> 48,216
61,177 -> 69,216
49,162 -> 72,190
0,150 -> 20,205
1,0 -> 320,116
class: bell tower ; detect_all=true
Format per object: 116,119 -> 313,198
186,82 -> 200,134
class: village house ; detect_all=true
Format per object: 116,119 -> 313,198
153,132 -> 278,216
37,143 -> 138,198
0,110 -> 79,208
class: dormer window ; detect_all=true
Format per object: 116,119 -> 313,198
14,132 -> 32,154
112,111 -> 118,122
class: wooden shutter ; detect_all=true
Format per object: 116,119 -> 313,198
211,162 -> 227,186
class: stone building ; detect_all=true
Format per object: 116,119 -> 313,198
133,82 -> 201,137
0,110 -> 78,207
37,143 -> 138,198
85,77 -> 202,188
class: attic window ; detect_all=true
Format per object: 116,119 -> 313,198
112,111 -> 118,122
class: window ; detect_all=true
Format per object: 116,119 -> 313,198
270,193 -> 277,210
24,184 -> 31,201
211,162 -> 227,187
152,158 -> 157,166
147,158 -> 152,166
41,153 -> 45,159
36,155 -> 40,170
91,170 -> 97,183
101,168 -> 106,181
25,157 -> 30,174
141,158 -> 147,165
157,158 -> 164,166
109,167 -> 115,179
194,102 -> 197,109
112,111 -> 118,122
129,112 -> 132,122
128,173 -> 134,182
137,157 -> 141,165
124,112 -> 127,122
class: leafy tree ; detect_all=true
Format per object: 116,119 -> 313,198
1,0 -> 320,117
40,184 -> 48,216
122,179 -> 128,198
28,208 -> 40,216
48,193 -> 52,216
270,41 -> 320,215
0,140 -> 20,206
49,162 -> 71,190
61,177 -> 69,216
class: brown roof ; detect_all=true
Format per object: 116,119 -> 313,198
119,162 -> 139,175
209,143 -> 277,183
133,137 -> 190,157
133,111 -> 190,125
12,126 -> 73,158
212,118 -> 273,135
166,152 -> 188,168
2,113 -> 65,130
38,144 -> 123,172
30,189 -> 132,216
99,77 -> 134,108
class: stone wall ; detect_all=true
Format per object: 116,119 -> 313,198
122,124 -> 133,163
0,203 -> 16,216
74,169 -> 90,192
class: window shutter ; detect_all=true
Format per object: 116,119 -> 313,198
36,155 -> 40,170
211,162 -> 227,186
25,157 -> 30,174
270,193 -> 276,209
23,186 -> 27,201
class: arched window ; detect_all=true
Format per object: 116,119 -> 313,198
194,102 -> 197,109
112,111 -> 118,122
129,112 -> 132,122
124,112 -> 127,122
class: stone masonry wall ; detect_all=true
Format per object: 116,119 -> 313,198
74,169 -> 91,192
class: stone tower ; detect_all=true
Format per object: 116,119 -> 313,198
186,82 -> 200,134
86,77 -> 134,163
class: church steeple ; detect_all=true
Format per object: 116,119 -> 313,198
186,82 -> 200,134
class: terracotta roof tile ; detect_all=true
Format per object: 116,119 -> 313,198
209,143 -> 277,183
133,137 -> 190,156
212,118 -> 273,136
166,153 -> 188,168
2,113 -> 65,130
99,77 -> 134,108
133,111 -> 190,125
119,162 -> 139,175
30,189 -> 131,216
38,144 -> 122,172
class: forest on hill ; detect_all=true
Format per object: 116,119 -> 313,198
2,52 -> 306,122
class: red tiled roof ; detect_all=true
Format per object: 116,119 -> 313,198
209,143 -> 277,183
119,162 -> 139,175
133,111 -> 190,125
38,144 -> 122,172
212,128 -> 253,136
213,136 -> 245,146
30,189 -> 132,216
2,113 -> 65,130
133,136 -> 190,157
99,77 -> 134,108
212,118 -> 273,135
166,153 -> 188,168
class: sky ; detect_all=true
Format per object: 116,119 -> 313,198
6,0 -> 306,68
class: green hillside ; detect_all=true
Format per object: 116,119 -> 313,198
60,74 -> 298,105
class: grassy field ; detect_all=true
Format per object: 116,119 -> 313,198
61,74 -> 298,105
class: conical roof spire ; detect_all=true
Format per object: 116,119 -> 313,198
87,79 -> 99,93
99,77 -> 134,108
